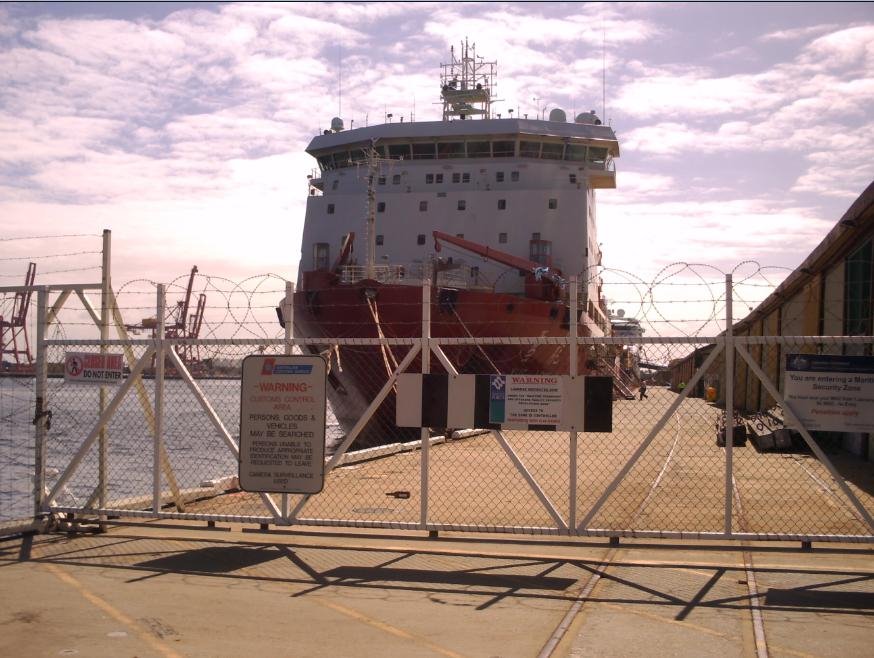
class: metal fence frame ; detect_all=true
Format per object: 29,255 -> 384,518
11,275 -> 874,543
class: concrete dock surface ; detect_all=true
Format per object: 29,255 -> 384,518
2,523 -> 873,658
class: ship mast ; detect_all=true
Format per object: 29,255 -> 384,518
440,39 -> 497,121
365,147 -> 378,279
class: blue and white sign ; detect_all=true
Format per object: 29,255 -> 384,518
784,354 -> 874,432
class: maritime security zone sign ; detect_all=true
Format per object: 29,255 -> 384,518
784,354 -> 874,432
396,373 -> 613,432
239,355 -> 327,494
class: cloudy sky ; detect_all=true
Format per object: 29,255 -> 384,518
1,2 -> 872,330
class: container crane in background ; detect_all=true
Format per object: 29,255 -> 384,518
125,266 -> 208,373
0,262 -> 36,373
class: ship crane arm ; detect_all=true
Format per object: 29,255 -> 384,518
432,231 -> 564,285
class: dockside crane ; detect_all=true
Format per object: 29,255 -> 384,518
0,262 -> 36,371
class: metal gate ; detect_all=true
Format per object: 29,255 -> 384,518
9,277 -> 874,543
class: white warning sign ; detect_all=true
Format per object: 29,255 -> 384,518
239,355 -> 327,494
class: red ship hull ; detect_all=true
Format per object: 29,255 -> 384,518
293,277 -> 606,450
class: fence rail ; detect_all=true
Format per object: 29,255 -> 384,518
1,273 -> 872,544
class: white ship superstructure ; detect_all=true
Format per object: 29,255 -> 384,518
299,42 -> 619,334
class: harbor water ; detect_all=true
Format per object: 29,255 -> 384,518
0,376 -> 342,523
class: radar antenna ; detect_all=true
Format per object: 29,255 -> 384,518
440,39 -> 497,121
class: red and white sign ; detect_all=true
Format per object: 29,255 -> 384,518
64,352 -> 124,384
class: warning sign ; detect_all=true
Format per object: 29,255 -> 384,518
64,352 -> 124,384
489,374 -> 565,426
784,354 -> 874,432
239,355 -> 327,494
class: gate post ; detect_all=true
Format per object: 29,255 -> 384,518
724,274 -> 734,537
420,276 -> 431,529
282,280 -> 294,521
569,276 -> 579,531
99,229 -> 111,520
153,284 -> 166,514
33,286 -> 49,518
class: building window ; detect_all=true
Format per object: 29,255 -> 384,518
845,239 -> 873,336
378,176 -> 386,185
569,173 -> 577,184
417,234 -> 426,245
458,200 -> 466,210
377,202 -> 386,212
435,173 -> 444,183
327,203 -> 335,214
375,234 -> 384,246
426,173 -> 434,184
548,198 -> 558,209
392,174 -> 401,185
511,171 -> 520,182
499,232 -> 508,244
496,171 -> 505,182
419,200 -> 428,211
497,199 -> 506,210
532,232 -> 541,240
437,192 -> 447,198
462,172 -> 471,183
313,243 -> 330,270
456,233 -> 464,239
452,173 -> 461,183
331,180 -> 339,190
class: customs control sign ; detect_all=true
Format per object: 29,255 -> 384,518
239,355 -> 327,494
784,354 -> 874,432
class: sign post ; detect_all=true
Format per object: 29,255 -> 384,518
239,355 -> 327,494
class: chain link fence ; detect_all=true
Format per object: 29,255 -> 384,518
2,247 -> 873,542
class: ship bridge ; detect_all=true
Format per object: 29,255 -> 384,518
307,118 -> 619,190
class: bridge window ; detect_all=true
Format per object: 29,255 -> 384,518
587,147 -> 608,166
412,143 -> 436,159
387,143 -> 410,159
467,141 -> 491,158
520,141 -> 540,158
541,143 -> 564,160
565,144 -> 587,162
437,142 -> 465,158
493,140 -> 515,157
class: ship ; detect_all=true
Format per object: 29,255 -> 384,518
281,42 -> 624,448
